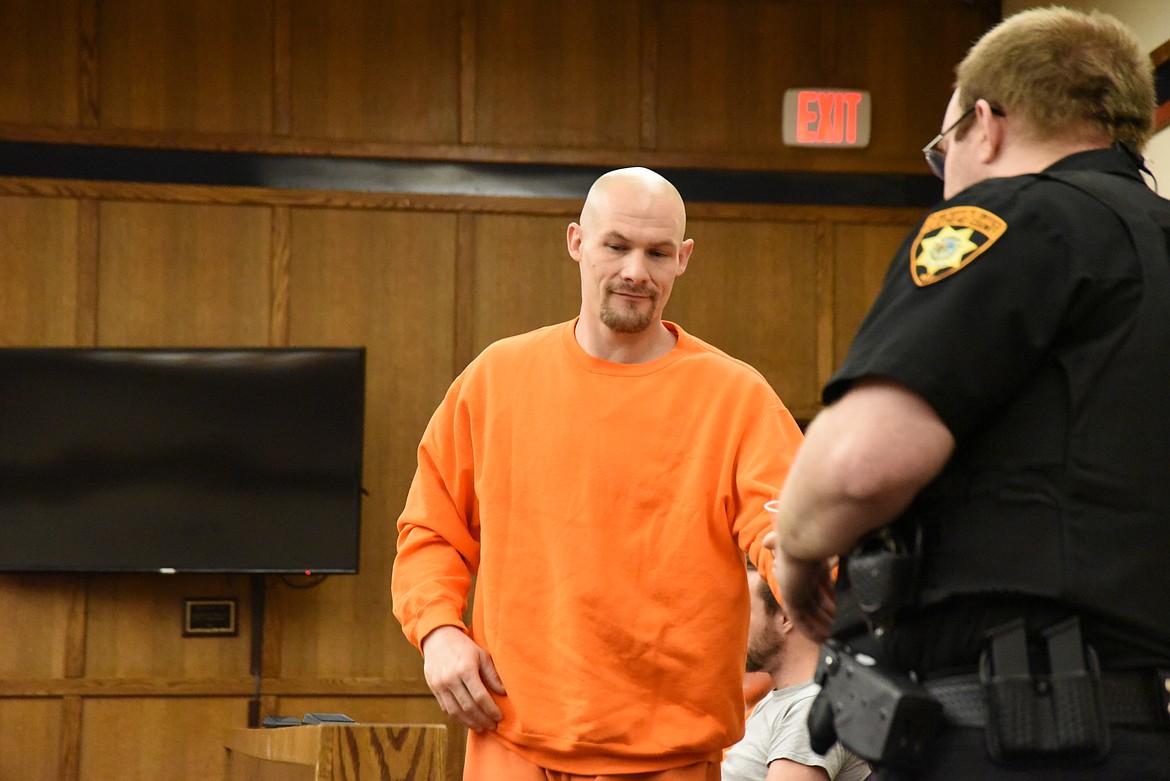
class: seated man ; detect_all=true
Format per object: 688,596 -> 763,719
743,670 -> 774,715
722,565 -> 871,781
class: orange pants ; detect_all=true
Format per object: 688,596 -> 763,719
463,730 -> 721,781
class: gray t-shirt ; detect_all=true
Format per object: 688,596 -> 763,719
722,680 -> 871,781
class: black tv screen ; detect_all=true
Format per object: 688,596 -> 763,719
0,347 -> 365,574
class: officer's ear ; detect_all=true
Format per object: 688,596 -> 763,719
975,98 -> 1005,165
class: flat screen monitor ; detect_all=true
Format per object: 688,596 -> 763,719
0,347 -> 365,574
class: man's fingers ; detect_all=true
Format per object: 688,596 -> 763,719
439,667 -> 502,731
438,680 -> 498,732
790,597 -> 832,643
421,627 -> 505,731
461,671 -> 503,723
481,655 -> 508,696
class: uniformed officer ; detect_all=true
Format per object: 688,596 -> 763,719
769,7 -> 1170,779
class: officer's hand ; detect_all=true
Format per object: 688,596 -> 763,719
421,626 -> 507,732
774,550 -> 835,642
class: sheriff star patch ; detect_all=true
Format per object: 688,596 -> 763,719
909,206 -> 1007,286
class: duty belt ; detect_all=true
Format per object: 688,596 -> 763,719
925,669 -> 1170,729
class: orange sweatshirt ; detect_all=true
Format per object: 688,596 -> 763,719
392,320 -> 803,774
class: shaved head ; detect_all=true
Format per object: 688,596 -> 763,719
579,167 -> 688,240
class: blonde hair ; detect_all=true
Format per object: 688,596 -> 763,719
955,6 -> 1155,148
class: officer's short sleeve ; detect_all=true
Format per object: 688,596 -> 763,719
825,183 -> 1090,438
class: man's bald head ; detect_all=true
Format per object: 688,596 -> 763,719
579,167 -> 688,240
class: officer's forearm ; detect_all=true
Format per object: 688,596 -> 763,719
773,473 -> 890,562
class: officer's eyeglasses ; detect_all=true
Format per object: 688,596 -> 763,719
922,104 -> 1005,180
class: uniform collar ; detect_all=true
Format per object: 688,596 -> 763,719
1043,144 -> 1147,182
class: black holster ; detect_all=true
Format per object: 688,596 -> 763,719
842,524 -> 922,628
808,638 -> 943,769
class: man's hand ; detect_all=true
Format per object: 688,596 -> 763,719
421,626 -> 507,732
773,548 -> 835,642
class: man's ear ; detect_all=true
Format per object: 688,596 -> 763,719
677,237 -> 694,276
778,607 -> 796,635
567,222 -> 583,263
975,99 -> 1004,164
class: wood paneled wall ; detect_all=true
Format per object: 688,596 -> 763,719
0,0 -> 996,170
0,1 -> 997,779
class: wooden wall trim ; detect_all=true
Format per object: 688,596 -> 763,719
0,122 -> 938,175
693,200 -> 922,224
75,199 -> 99,346
1153,38 -> 1170,133
459,0 -> 477,145
273,0 -> 292,137
78,0 -> 99,128
60,694 -> 83,781
269,206 -> 291,347
814,220 -> 836,390
639,0 -> 658,151
259,694 -> 281,725
262,679 -> 433,697
0,138 -> 943,206
0,176 -> 579,213
0,679 -> 258,697
260,599 -> 284,683
0,678 -> 433,698
0,176 -> 926,224
62,576 -> 90,678
454,213 -> 476,375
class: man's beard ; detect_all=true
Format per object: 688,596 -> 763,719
745,626 -> 783,673
745,645 -> 770,673
600,285 -> 657,333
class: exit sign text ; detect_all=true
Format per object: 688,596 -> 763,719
782,89 -> 871,147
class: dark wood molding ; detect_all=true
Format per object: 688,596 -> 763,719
0,139 -> 944,209
0,677 -> 433,698
1153,38 -> 1170,132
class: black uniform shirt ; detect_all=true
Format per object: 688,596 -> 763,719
825,146 -> 1170,672
826,147 -> 1142,435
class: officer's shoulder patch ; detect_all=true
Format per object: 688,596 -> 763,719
909,205 -> 1007,286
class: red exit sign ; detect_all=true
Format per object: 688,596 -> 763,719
783,89 -> 871,147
